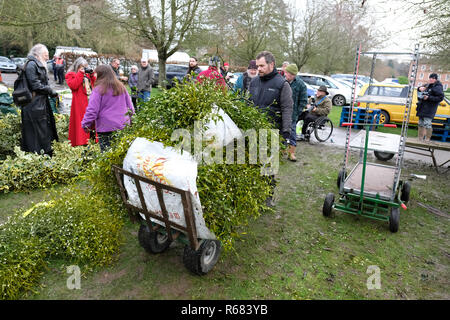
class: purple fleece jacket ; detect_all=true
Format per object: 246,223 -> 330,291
81,86 -> 134,133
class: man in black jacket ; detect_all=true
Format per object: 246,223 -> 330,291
416,73 -> 444,142
249,51 -> 293,144
20,44 -> 59,156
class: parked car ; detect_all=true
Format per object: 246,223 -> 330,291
305,83 -> 316,98
331,73 -> 378,85
335,78 -> 363,96
299,73 -> 352,106
152,64 -> 189,87
356,83 -> 450,125
0,56 -> 17,73
11,57 -> 27,71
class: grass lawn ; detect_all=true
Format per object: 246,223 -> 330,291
3,142 -> 447,300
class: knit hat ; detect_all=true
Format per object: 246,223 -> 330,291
429,73 -> 438,80
285,64 -> 299,75
224,62 -> 229,67
248,60 -> 257,70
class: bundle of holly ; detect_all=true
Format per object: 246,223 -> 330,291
86,79 -> 280,251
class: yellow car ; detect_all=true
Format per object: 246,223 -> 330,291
356,83 -> 450,124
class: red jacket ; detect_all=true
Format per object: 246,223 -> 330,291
65,71 -> 96,146
197,66 -> 226,89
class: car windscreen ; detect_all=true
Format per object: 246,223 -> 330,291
0,57 -> 11,62
365,86 -> 408,97
167,65 -> 188,73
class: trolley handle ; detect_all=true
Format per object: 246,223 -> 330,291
341,122 -> 397,128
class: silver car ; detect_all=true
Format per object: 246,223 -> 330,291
299,73 -> 352,106
0,56 -> 17,73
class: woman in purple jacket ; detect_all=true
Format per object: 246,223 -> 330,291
81,64 -> 135,152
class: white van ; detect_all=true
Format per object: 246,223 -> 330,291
54,46 -> 97,57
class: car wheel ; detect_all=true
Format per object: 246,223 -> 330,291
332,94 -> 346,106
379,110 -> 390,124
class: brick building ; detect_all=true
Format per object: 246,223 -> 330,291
409,62 -> 450,91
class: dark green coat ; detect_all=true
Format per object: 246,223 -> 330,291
290,76 -> 308,122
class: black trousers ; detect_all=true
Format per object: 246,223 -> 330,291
302,113 -> 320,135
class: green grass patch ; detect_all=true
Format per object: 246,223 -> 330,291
13,143 -> 449,300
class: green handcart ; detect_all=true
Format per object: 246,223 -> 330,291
322,44 -> 419,232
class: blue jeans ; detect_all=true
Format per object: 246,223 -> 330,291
290,120 -> 297,147
138,90 -> 151,102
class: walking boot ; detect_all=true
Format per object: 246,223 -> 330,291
288,145 -> 297,162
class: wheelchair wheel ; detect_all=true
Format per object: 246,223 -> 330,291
314,117 -> 333,142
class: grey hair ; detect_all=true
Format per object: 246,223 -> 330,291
28,44 -> 49,66
68,57 -> 88,73
282,61 -> 290,66
256,51 -> 276,66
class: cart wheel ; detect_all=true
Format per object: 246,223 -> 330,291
323,193 -> 335,217
400,181 -> 411,204
337,170 -> 346,189
138,224 -> 172,254
374,151 -> 395,161
183,240 -> 222,275
389,207 -> 400,233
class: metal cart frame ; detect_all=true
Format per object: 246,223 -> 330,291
323,45 -> 420,232
112,165 -> 221,275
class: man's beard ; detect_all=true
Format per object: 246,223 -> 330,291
248,71 -> 257,78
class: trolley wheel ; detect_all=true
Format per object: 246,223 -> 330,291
400,181 -> 411,204
183,240 -> 222,275
314,117 -> 334,142
389,207 -> 400,233
138,224 -> 172,254
337,169 -> 346,189
323,193 -> 335,217
374,151 -> 395,161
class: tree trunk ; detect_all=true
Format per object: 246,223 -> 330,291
158,54 -> 167,88
26,28 -> 33,52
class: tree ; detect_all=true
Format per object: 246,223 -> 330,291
406,0 -> 449,68
287,0 -> 328,71
110,0 -> 203,87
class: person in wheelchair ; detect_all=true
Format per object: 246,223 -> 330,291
298,85 -> 332,141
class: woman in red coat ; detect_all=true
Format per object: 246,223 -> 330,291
66,57 -> 96,146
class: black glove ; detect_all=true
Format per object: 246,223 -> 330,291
282,131 -> 290,141
49,89 -> 58,98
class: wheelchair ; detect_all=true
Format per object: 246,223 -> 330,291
297,114 -> 334,143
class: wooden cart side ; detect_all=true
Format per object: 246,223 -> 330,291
112,165 -> 199,249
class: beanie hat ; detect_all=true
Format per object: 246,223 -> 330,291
285,64 -> 299,75
224,62 -> 229,67
248,60 -> 257,70
429,73 -> 438,80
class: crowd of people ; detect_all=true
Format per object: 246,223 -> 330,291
15,43 -> 444,159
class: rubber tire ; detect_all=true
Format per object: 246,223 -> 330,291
314,117 -> 333,142
337,169 -> 346,189
389,207 -> 400,233
379,110 -> 390,124
183,240 -> 222,275
323,193 -> 335,217
400,181 -> 411,204
332,94 -> 346,106
374,151 -> 395,161
138,224 -> 172,254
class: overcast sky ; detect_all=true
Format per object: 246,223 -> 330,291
289,0 -> 420,55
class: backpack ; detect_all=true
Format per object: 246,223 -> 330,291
12,61 -> 32,106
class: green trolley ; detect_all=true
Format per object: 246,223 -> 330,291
322,45 -> 420,232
